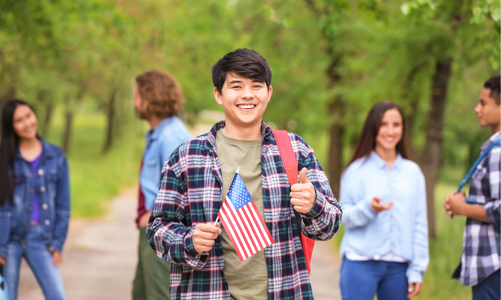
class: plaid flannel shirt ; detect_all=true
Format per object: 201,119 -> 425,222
146,121 -> 342,299
457,131 -> 500,286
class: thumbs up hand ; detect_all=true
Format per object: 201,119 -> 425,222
290,168 -> 317,214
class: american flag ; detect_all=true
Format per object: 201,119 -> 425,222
218,170 -> 274,261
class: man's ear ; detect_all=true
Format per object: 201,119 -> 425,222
214,87 -> 223,106
267,85 -> 273,102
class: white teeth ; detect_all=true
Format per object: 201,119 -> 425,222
238,105 -> 255,109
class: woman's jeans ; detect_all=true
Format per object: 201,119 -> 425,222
5,225 -> 66,300
340,256 -> 409,300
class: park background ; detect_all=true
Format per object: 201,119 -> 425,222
0,0 -> 500,299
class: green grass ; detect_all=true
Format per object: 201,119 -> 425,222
45,108 -> 145,218
332,182 -> 471,300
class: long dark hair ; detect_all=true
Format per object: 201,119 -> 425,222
347,101 -> 410,168
0,99 -> 33,205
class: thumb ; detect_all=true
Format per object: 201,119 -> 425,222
299,168 -> 309,183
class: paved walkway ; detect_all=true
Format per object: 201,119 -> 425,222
18,188 -> 341,299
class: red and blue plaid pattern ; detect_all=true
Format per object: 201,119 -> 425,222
147,121 -> 342,299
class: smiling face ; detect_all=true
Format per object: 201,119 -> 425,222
214,72 -> 273,135
375,108 -> 403,153
13,104 -> 38,140
474,88 -> 501,133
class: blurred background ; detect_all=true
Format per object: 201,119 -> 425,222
0,0 -> 499,299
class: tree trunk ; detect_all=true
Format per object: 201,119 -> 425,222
62,111 -> 73,154
41,101 -> 54,138
328,98 -> 345,198
325,51 -> 345,199
102,89 -> 117,153
420,59 -> 452,240
401,64 -> 423,159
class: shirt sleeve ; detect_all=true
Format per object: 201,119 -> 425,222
293,135 -> 342,241
406,170 -> 429,283
146,148 -> 209,269
485,147 -> 500,225
339,165 -> 377,229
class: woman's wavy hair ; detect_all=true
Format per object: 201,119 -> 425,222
347,101 -> 410,168
135,70 -> 184,119
0,99 -> 36,205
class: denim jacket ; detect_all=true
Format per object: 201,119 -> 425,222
0,140 -> 70,257
140,116 -> 191,212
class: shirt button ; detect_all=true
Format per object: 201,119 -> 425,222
374,255 -> 381,260
45,220 -> 50,226
23,222 -> 29,227
40,186 -> 46,193
28,189 -> 34,193
43,203 -> 48,210
26,206 -> 32,211
38,169 -> 44,176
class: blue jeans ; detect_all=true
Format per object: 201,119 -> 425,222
5,225 -> 66,300
472,269 -> 500,300
340,256 -> 409,300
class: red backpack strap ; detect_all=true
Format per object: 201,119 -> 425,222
273,130 -> 298,185
273,130 -> 314,275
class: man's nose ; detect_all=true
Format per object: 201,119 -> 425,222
241,86 -> 254,98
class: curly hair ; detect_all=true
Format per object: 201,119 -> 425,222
135,70 -> 184,118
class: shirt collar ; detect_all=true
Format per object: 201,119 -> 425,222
147,117 -> 175,141
481,131 -> 501,151
15,138 -> 54,160
205,120 -> 273,151
369,151 -> 403,171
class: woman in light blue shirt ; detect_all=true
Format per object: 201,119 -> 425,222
339,101 -> 429,300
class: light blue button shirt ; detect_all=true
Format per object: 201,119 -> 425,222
339,151 -> 429,283
141,116 -> 191,211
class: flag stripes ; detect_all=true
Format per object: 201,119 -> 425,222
219,192 -> 273,261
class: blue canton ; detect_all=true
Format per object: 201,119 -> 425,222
228,174 -> 252,210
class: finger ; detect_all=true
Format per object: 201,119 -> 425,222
408,283 -> 421,297
459,190 -> 466,196
197,238 -> 216,248
290,183 -> 308,192
373,197 -> 382,203
195,245 -> 212,253
197,231 -> 219,240
299,168 -> 309,184
198,224 -> 222,234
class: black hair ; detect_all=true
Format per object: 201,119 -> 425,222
347,101 -> 410,168
212,48 -> 272,94
484,75 -> 500,105
0,99 -> 33,205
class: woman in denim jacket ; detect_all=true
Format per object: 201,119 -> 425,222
0,99 -> 70,300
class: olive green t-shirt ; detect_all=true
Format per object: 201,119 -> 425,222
216,130 -> 268,300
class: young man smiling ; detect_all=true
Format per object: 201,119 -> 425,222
146,48 -> 342,299
444,75 -> 500,300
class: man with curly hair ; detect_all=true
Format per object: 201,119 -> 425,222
132,70 -> 191,300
